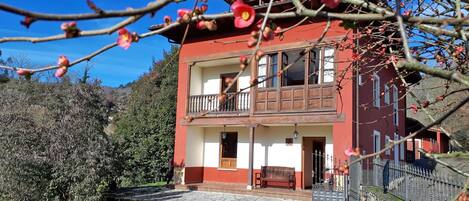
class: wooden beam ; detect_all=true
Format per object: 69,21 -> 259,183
247,125 -> 256,190
181,112 -> 345,126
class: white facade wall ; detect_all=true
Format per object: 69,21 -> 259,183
189,125 -> 333,171
190,64 -> 251,96
185,127 -> 205,167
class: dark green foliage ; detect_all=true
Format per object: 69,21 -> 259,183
113,46 -> 179,186
0,80 -> 116,201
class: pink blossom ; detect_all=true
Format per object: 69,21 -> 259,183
231,0 -> 255,28
117,28 -> 133,50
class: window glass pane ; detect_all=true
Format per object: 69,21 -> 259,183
323,70 -> 334,83
258,56 -> 267,88
221,132 -> 237,158
325,48 -> 334,57
282,50 -> 305,86
308,50 -> 319,84
270,54 -> 278,87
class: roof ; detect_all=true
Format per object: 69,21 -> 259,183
150,0 -> 338,43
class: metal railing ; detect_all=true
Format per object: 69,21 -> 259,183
188,92 -> 250,114
348,156 -> 466,201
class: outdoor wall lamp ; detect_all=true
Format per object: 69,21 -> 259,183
293,123 -> 299,139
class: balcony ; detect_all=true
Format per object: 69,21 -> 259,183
187,46 -> 337,117
188,92 -> 250,115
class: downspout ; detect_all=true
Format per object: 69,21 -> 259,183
355,29 -> 360,149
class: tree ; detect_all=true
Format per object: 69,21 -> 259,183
0,80 -> 116,201
113,46 -> 178,186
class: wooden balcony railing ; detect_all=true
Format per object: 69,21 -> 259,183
188,92 -> 250,115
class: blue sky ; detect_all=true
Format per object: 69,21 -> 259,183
0,0 -> 229,87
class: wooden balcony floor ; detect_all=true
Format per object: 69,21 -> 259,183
175,182 -> 312,201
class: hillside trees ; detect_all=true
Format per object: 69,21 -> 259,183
113,46 -> 178,186
0,79 -> 116,201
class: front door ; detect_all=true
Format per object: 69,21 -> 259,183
302,137 -> 326,189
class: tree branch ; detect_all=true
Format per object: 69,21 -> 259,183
397,61 -> 469,87
0,0 -> 173,21
0,15 -> 143,43
418,148 -> 469,177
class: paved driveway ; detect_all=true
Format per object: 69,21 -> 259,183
112,187 -> 294,201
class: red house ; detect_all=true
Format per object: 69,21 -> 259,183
155,0 -> 413,190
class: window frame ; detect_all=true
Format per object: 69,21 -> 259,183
373,130 -> 381,154
393,84 -> 399,126
219,132 -> 238,169
257,54 -> 278,88
400,136 -> 405,160
384,84 -> 390,105
256,47 -> 336,89
372,73 -> 381,108
385,135 -> 391,155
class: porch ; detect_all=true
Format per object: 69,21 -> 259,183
182,125 -> 340,190
175,182 -> 312,201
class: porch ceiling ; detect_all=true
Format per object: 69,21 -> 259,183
194,57 -> 239,68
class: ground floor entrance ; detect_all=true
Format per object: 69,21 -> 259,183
302,137 -> 326,189
178,125 -> 340,190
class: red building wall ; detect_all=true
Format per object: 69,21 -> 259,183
174,19 -> 353,168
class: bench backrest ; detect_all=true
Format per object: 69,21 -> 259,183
261,166 -> 295,179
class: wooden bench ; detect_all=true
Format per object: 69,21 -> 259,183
255,166 -> 296,190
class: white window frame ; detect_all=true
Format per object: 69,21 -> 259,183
385,135 -> 391,155
257,56 -> 267,88
372,73 -> 381,108
393,84 -> 399,126
384,84 -> 390,105
394,133 -> 399,164
322,48 -> 335,83
373,130 -> 381,154
400,136 -> 405,160
358,74 -> 364,86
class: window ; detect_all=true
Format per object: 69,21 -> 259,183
258,56 -> 267,88
282,50 -> 305,86
373,130 -> 381,154
394,133 -> 399,164
372,73 -> 380,108
258,54 -> 278,88
219,132 -> 238,169
323,48 -> 335,83
308,50 -> 320,84
358,74 -> 364,86
400,136 -> 405,160
393,85 -> 399,126
385,135 -> 391,155
384,84 -> 390,105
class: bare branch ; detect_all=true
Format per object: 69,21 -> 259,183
418,149 -> 469,177
0,0 -> 173,21
397,61 -> 469,87
0,15 -> 143,43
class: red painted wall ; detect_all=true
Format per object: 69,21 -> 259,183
355,44 -> 407,160
174,20 -> 352,167
173,18 -> 404,186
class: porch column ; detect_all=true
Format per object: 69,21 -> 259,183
247,125 -> 256,190
436,129 -> 442,153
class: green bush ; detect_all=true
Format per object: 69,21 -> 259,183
0,80 -> 116,201
113,46 -> 178,186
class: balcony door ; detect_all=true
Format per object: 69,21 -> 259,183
220,73 -> 238,111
